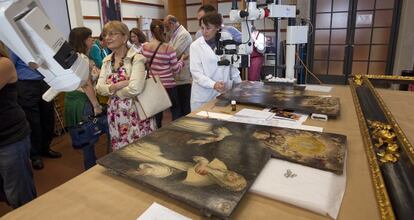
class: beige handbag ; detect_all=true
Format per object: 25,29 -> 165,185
135,43 -> 172,120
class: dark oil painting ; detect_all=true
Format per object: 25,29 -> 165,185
98,117 -> 271,219
217,81 -> 340,117
252,127 -> 347,174
98,116 -> 347,218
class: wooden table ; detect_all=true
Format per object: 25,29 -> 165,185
5,86 -> 411,220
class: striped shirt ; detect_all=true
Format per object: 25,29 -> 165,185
142,44 -> 184,88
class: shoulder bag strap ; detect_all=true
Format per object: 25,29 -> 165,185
147,42 -> 163,73
146,42 -> 163,84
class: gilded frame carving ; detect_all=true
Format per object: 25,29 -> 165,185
349,75 -> 414,220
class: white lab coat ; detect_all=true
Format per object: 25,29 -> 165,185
189,36 -> 242,111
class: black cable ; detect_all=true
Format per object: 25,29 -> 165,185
240,2 -> 252,45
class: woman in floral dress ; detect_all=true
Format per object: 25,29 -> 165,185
96,21 -> 156,150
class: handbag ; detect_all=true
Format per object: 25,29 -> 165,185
134,42 -> 172,120
70,107 -> 108,149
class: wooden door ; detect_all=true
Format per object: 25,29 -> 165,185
309,0 -> 401,84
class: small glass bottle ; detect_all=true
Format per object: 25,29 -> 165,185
231,100 -> 237,111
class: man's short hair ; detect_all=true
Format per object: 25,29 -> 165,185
166,15 -> 178,24
198,4 -> 216,13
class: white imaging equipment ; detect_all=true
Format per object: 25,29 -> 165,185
227,0 -> 308,82
0,0 -> 89,101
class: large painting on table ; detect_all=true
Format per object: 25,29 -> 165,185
98,117 -> 347,218
98,117 -> 271,219
217,81 -> 340,117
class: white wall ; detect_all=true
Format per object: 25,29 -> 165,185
39,0 -> 71,37
70,0 -> 166,36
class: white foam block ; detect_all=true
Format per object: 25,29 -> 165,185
250,158 -> 346,219
305,85 -> 333,93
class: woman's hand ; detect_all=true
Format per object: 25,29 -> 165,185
116,80 -> 129,89
214,81 -> 225,92
93,104 -> 102,116
109,80 -> 129,92
91,66 -> 100,81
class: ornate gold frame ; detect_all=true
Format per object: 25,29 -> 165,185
349,75 -> 414,220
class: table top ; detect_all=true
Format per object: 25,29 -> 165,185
5,85 -> 410,220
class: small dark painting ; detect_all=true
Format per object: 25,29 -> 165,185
218,81 -> 340,117
99,0 -> 122,25
252,127 -> 347,174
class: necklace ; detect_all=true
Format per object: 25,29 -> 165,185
110,52 -> 126,73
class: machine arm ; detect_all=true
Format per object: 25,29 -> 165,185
0,0 -> 89,101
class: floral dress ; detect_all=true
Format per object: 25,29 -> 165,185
107,67 -> 156,150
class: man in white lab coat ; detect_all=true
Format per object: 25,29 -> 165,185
164,15 -> 193,117
190,12 -> 242,111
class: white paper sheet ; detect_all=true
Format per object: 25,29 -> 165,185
305,85 -> 333,93
137,202 -> 191,220
234,108 -> 275,120
250,158 -> 347,219
196,111 -> 233,120
196,111 -> 323,132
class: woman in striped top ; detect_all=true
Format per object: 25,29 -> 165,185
142,19 -> 186,128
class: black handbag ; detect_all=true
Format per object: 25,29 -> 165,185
69,108 -> 108,149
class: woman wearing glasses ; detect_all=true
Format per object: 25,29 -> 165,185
190,13 -> 241,111
96,21 -> 156,151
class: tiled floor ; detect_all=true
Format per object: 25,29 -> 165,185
0,110 -> 172,217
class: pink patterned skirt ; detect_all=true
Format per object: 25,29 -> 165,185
107,96 -> 156,151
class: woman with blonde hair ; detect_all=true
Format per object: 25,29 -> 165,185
0,41 -> 36,208
96,21 -> 156,150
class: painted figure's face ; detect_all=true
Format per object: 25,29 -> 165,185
201,23 -> 219,41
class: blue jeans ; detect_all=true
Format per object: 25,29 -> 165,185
0,135 -> 37,208
68,103 -> 108,170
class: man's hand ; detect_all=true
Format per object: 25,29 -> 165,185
28,62 -> 39,70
